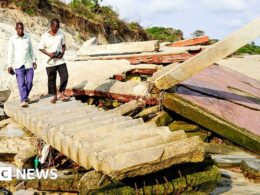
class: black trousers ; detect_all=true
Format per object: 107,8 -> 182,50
46,63 -> 68,95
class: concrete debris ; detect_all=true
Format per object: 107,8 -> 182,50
109,100 -> 144,116
240,159 -> 260,180
211,154 -> 257,167
211,169 -> 260,195
4,97 -> 205,180
77,40 -> 160,57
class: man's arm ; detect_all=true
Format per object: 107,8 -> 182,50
7,37 -> 14,74
58,44 -> 66,58
38,34 -> 55,58
28,36 -> 37,69
39,49 -> 55,58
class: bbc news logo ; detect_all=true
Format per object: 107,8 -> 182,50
0,167 -> 58,181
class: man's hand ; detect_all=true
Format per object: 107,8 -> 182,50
33,62 -> 37,70
48,52 -> 55,58
58,52 -> 64,59
7,67 -> 14,75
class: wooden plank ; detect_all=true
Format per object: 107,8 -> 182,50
76,52 -> 195,65
77,40 -> 159,56
154,18 -> 260,89
167,36 -> 210,47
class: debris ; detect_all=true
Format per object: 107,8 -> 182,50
0,123 -> 27,137
0,137 -> 37,161
0,89 -> 11,102
13,189 -> 35,195
211,154 -> 257,167
76,51 -> 196,65
152,18 -> 260,89
166,35 -> 210,47
77,40 -> 160,57
39,144 -> 50,164
204,143 -> 244,155
0,107 -> 6,120
4,98 -> 205,180
149,111 -> 173,126
78,171 -> 111,194
162,65 -> 260,154
109,100 -> 143,116
0,118 -> 12,129
240,159 -> 260,181
169,120 -> 200,132
134,105 -> 160,119
211,169 -> 260,195
14,147 -> 37,168
86,162 -> 220,194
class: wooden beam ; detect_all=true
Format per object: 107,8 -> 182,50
153,18 -> 260,90
75,52 -> 197,65
167,36 -> 210,47
77,40 -> 159,56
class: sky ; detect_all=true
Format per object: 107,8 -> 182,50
65,0 -> 260,44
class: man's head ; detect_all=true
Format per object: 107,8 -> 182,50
50,18 -> 60,34
15,22 -> 24,37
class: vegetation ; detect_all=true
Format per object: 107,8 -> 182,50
69,0 -> 116,22
145,27 -> 183,42
6,0 -> 148,42
11,0 -> 40,15
234,42 -> 260,55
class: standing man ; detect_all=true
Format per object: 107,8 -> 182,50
39,18 -> 69,104
7,22 -> 37,107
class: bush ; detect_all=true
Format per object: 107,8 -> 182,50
11,0 -> 39,15
145,27 -> 183,42
234,43 -> 260,55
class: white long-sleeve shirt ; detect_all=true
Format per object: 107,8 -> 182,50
8,33 -> 36,69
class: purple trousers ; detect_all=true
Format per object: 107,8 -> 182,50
15,65 -> 34,102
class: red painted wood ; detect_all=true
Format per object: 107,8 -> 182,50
167,36 -> 210,47
176,65 -> 260,136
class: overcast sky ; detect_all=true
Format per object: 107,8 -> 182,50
66,0 -> 260,44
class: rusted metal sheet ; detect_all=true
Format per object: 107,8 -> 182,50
65,89 -> 159,105
163,65 -> 260,153
167,36 -> 210,47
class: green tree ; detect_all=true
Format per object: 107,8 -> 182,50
145,27 -> 183,42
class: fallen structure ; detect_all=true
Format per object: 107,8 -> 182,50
161,65 -> 260,153
166,35 -> 210,47
4,98 -> 205,180
77,40 -> 160,57
152,18 -> 260,90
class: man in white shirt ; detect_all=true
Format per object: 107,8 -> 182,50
7,22 -> 37,107
38,18 -> 69,104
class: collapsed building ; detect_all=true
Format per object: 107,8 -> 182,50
1,17 -> 260,194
